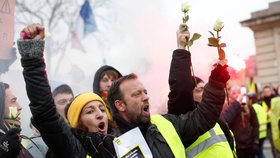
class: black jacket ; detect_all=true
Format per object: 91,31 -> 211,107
18,39 -> 116,158
0,83 -> 32,158
167,49 -> 196,115
167,49 -> 235,151
222,101 -> 259,149
112,50 -> 227,157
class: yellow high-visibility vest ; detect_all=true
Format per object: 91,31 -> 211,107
262,101 -> 271,123
185,123 -> 234,158
270,97 -> 280,151
252,103 -> 268,139
151,114 -> 186,158
247,82 -> 257,94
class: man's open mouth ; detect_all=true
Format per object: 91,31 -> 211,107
143,105 -> 150,114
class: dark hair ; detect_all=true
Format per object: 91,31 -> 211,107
52,84 -> 73,97
108,73 -> 138,113
192,76 -> 203,87
194,76 -> 204,84
248,94 -> 258,103
3,83 -> 9,89
64,102 -> 72,121
100,70 -> 119,81
263,85 -> 271,90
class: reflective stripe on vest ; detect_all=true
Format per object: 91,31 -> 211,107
186,123 -> 234,158
252,103 -> 268,139
262,101 -> 271,123
151,114 -> 186,158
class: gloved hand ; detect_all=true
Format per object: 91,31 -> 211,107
0,128 -> 22,158
210,64 -> 230,84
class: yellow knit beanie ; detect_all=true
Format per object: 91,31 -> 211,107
67,92 -> 111,128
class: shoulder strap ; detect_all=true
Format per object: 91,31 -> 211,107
151,114 -> 186,158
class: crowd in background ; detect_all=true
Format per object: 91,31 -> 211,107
1,23 -> 280,158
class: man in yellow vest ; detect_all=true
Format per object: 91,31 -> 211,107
167,24 -> 235,157
262,85 -> 280,158
107,23 -> 230,158
168,74 -> 236,158
247,77 -> 258,96
167,59 -> 236,157
249,94 -> 267,158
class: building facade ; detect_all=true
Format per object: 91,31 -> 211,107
241,1 -> 280,88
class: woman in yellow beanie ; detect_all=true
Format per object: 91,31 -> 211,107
66,92 -> 110,134
65,92 -> 117,157
18,24 -> 117,158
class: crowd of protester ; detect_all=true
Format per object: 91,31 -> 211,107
0,22 -> 280,158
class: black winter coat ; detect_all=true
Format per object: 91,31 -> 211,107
167,49 -> 235,151
222,100 -> 259,149
18,39 -> 116,158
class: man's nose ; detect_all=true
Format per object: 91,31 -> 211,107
16,102 -> 22,112
143,93 -> 149,101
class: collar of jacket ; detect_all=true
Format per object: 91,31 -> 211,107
72,128 -> 116,157
113,113 -> 149,137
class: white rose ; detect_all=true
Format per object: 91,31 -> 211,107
181,2 -> 190,13
9,107 -> 18,119
214,19 -> 224,31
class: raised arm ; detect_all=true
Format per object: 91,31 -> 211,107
17,24 -> 82,157
168,23 -> 196,115
166,63 -> 230,147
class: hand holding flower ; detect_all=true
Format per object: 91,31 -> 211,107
208,19 -> 226,60
180,1 -> 201,50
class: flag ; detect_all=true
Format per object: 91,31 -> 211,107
80,0 -> 97,35
71,0 -> 97,52
71,32 -> 86,53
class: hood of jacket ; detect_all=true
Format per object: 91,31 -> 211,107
92,65 -> 122,96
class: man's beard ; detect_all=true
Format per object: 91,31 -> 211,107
132,112 -> 150,126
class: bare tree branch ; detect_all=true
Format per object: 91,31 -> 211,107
15,0 -> 110,76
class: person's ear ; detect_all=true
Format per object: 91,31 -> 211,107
114,100 -> 126,112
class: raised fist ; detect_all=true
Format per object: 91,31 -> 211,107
210,64 -> 230,85
176,23 -> 190,49
21,23 -> 45,40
